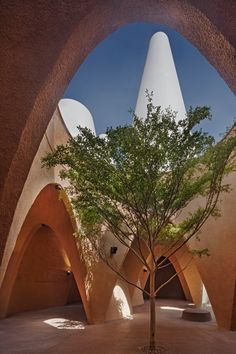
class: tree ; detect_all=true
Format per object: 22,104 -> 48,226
42,97 -> 236,354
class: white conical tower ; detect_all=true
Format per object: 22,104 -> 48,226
135,32 -> 186,121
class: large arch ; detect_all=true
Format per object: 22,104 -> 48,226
0,184 -> 92,322
0,0 -> 236,266
123,241 -> 202,308
7,225 -> 82,315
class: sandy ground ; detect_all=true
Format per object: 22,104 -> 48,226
0,299 -> 235,354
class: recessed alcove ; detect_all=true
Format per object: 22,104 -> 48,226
7,225 -> 81,315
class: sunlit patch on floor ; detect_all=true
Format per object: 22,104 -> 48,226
44,318 -> 86,330
160,306 -> 184,311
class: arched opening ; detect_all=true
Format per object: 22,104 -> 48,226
143,257 -> 186,300
0,184 -> 91,322
67,272 -> 82,305
7,225 -> 81,315
122,240 -> 201,308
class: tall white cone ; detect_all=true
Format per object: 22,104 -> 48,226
135,32 -> 186,121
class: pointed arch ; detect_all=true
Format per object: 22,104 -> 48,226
0,184 -> 92,322
123,241 -> 202,307
143,256 -> 187,300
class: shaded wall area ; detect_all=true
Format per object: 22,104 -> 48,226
0,184 -> 91,322
231,278 -> 236,330
7,226 -> 78,315
186,171 -> 236,330
124,242 -> 201,308
0,109 -> 128,325
67,273 -> 82,304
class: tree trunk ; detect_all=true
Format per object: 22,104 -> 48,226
149,269 -> 156,352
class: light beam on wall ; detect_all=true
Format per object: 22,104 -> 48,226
113,285 -> 133,319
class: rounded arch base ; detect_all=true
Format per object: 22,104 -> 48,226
0,184 -> 91,322
7,225 -> 81,316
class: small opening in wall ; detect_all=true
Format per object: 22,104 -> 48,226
110,246 -> 118,255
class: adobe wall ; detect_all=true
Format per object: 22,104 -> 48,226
0,183 -> 92,321
0,108 -> 69,287
187,171 -> 236,329
0,107 -> 132,324
7,226 -> 72,315
124,243 -> 202,308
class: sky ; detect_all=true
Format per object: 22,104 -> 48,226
64,23 -> 236,139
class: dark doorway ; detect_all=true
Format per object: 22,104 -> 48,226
67,273 -> 82,304
231,278 -> 236,330
144,257 -> 186,300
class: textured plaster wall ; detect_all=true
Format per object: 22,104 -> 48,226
7,226 -> 71,315
0,182 -> 92,321
0,108 -> 69,287
138,246 -> 202,306
0,108 -> 135,323
105,279 -> 133,321
187,171 -> 236,329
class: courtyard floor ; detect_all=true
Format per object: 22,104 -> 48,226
0,299 -> 235,354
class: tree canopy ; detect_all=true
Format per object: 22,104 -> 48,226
43,99 -> 236,269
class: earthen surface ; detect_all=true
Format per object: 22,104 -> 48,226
0,300 -> 236,354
